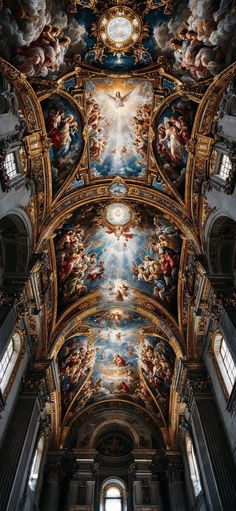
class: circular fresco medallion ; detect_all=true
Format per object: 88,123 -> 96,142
98,7 -> 142,52
104,202 -> 132,226
107,17 -> 132,43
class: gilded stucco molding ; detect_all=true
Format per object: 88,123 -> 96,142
35,184 -> 200,253
187,63 -> 236,234
38,89 -> 87,203
0,58 -> 53,225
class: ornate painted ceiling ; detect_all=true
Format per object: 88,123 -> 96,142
0,0 -> 235,448
1,0 -> 234,76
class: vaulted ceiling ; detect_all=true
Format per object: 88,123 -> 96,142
1,0 -> 235,448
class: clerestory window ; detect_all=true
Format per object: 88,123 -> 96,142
28,436 -> 45,492
100,479 -> 126,511
4,152 -> 18,179
186,434 -> 202,498
218,154 -> 232,180
214,333 -> 236,394
0,332 -> 21,394
105,486 -> 122,511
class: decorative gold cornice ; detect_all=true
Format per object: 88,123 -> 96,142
35,183 -> 200,253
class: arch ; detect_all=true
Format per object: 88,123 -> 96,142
64,403 -> 162,451
207,214 -> 236,290
50,305 -> 183,360
100,478 -> 127,511
90,419 -> 137,450
0,213 -> 31,293
60,399 -> 167,450
36,185 -> 200,252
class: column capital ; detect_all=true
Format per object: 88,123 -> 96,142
21,358 -> 59,408
165,451 -> 185,484
176,360 -> 212,410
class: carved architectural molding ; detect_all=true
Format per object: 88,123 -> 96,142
165,451 -> 185,484
0,119 -> 26,191
176,361 -> 212,411
22,359 -> 59,409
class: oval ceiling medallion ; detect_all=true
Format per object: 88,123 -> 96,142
104,202 -> 132,226
98,6 -> 142,52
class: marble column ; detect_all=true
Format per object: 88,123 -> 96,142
132,449 -> 158,509
71,448 -> 96,507
133,480 -> 142,506
0,395 -> 41,511
191,398 -> 236,510
40,466 -> 62,511
67,477 -> 80,506
0,360 -> 58,511
178,361 -> 236,510
166,452 -> 187,511
150,480 -> 164,509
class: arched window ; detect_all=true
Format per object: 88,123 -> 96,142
186,434 -> 202,498
208,216 -> 236,291
0,214 -> 30,293
101,479 -> 127,511
214,333 -> 236,395
105,486 -> 122,511
4,152 -> 19,179
0,332 -> 22,395
218,154 -> 232,180
210,148 -> 232,184
28,436 -> 45,492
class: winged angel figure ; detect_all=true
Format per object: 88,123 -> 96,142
90,82 -> 152,172
105,89 -> 136,109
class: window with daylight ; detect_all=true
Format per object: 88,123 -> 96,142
101,479 -> 126,511
105,486 -> 122,511
0,332 -> 21,393
186,434 -> 202,498
4,152 -> 18,179
28,436 -> 45,492
214,333 -> 236,394
218,154 -> 232,180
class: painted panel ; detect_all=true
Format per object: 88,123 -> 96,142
86,79 -> 153,178
58,334 -> 93,413
55,202 -> 181,314
41,94 -> 83,193
153,98 -> 198,196
60,310 -> 175,423
140,334 -> 175,418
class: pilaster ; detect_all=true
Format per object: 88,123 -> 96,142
0,359 -> 57,511
165,452 -> 187,511
132,449 -> 161,510
177,360 -> 236,510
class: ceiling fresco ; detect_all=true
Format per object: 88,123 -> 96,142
86,78 -> 153,179
0,1 -> 234,78
57,310 -> 175,426
2,0 -> 233,446
153,97 -> 198,196
54,201 -> 181,314
41,93 -> 84,193
58,332 -> 94,412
